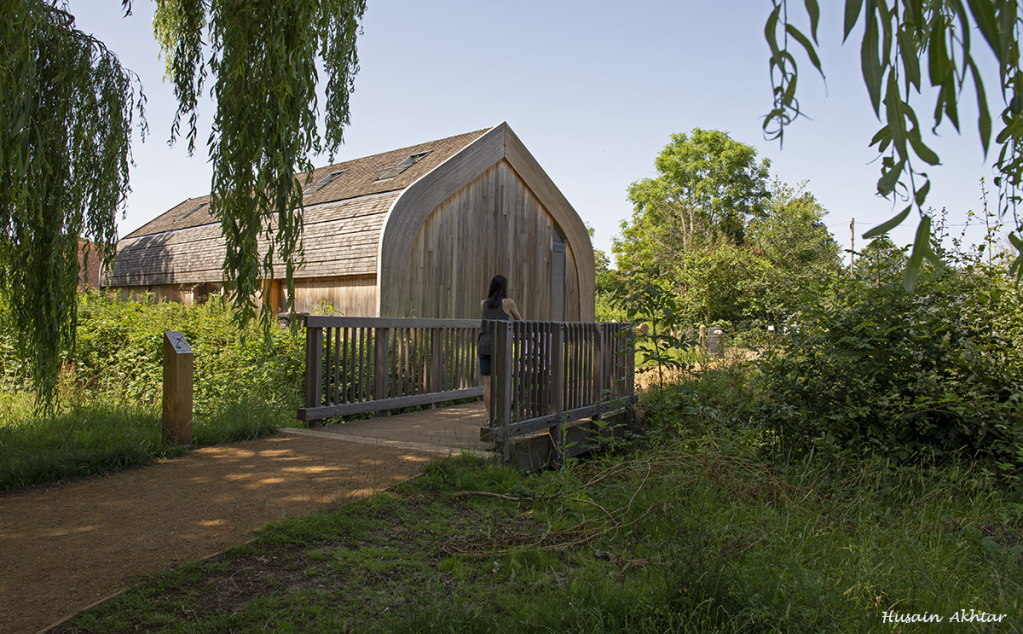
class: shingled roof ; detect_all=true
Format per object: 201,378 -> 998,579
111,128 -> 490,287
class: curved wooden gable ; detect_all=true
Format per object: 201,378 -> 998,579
377,123 -> 595,321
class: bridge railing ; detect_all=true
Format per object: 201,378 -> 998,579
298,317 -> 481,421
298,318 -> 637,456
484,320 -> 636,457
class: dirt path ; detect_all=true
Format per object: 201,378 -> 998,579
0,434 -> 439,634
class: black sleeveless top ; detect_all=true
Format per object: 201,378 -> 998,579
478,299 -> 509,355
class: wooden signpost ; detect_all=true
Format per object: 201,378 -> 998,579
163,331 -> 193,445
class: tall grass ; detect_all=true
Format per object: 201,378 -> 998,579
0,392 -> 172,489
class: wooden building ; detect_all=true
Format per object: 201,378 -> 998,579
107,123 -> 595,321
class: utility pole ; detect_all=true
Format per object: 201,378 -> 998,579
850,218 -> 856,271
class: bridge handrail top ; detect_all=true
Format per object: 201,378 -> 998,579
305,316 -> 481,329
304,317 -> 635,329
305,316 -> 636,329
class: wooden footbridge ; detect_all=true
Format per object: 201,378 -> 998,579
297,317 -> 636,470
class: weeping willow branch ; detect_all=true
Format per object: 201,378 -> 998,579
765,0 -> 1023,289
2,0 -> 364,407
156,0 -> 366,326
0,0 -> 144,410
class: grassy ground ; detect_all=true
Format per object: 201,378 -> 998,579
53,440 -> 1023,633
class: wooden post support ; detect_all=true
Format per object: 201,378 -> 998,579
430,328 -> 443,408
594,323 -> 604,420
304,320 -> 324,427
374,327 -> 391,417
621,327 -> 630,425
163,331 -> 193,445
550,323 -> 565,466
493,321 -> 513,461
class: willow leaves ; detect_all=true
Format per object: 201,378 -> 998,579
155,0 -> 366,323
766,0 -> 1023,290
1,0 -> 143,409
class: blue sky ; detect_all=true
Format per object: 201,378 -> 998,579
69,0 -> 1005,264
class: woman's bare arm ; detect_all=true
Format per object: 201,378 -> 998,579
504,298 -> 523,320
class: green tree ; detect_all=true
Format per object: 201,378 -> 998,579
614,129 -> 772,277
2,0 -> 365,407
672,243 -> 759,325
742,182 -> 843,322
765,0 -> 1023,288
615,135 -> 840,327
593,247 -> 626,322
854,236 -> 908,287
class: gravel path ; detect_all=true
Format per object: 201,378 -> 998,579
0,434 -> 437,634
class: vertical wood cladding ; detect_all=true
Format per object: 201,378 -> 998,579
397,161 -> 571,320
292,275 -> 377,317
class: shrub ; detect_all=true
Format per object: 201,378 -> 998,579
754,254 -> 1023,468
70,291 -> 305,416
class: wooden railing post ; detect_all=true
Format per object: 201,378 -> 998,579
304,321 -> 323,424
594,323 -> 604,420
550,323 -> 565,465
430,327 -> 443,408
622,324 -> 633,399
492,321 -> 513,461
374,327 -> 390,417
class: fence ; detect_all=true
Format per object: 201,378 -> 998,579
298,317 -> 481,421
298,317 -> 636,459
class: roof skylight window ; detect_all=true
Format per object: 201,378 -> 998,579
304,169 -> 347,194
319,170 -> 347,186
375,151 -> 431,181
173,201 -> 207,222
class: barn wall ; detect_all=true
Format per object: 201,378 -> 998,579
116,284 -> 197,304
292,275 -> 377,317
111,276 -> 376,317
395,161 -> 577,320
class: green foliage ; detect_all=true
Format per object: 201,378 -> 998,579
614,269 -> 691,388
765,0 -> 1023,287
70,292 -> 305,417
593,247 -> 625,322
1,0 -> 143,410
640,364 -> 757,443
755,248 -> 1023,468
3,0 -> 365,408
742,181 -> 842,322
155,0 -> 366,325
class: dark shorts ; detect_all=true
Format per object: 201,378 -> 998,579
479,354 -> 492,377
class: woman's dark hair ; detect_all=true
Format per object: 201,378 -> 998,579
486,275 -> 507,309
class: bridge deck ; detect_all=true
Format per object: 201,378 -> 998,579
281,400 -> 493,456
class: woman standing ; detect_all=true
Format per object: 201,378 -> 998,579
479,274 -> 522,424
